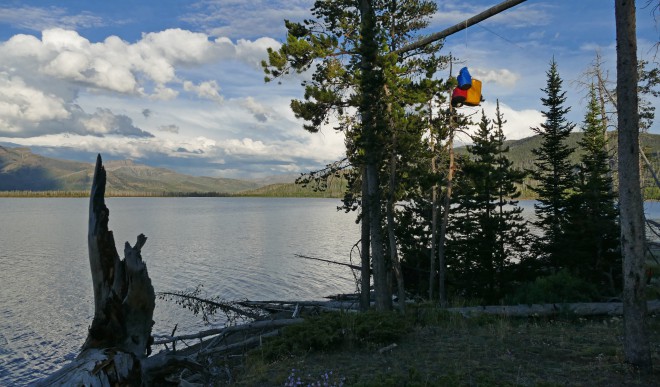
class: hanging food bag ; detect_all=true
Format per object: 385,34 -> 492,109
457,67 -> 472,90
451,87 -> 467,107
464,79 -> 482,106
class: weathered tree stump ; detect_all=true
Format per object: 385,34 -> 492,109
37,155 -> 155,386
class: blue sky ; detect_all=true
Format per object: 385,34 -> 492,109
0,1 -> 658,178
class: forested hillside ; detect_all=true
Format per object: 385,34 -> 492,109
247,132 -> 660,199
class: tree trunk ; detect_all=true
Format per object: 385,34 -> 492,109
38,155 -> 156,385
430,183 -> 438,301
368,162 -> 390,310
361,166 -> 372,311
437,135 -> 454,307
360,0 -> 390,311
387,130 -> 405,312
615,0 -> 652,370
429,101 -> 438,301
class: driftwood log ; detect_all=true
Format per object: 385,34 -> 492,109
445,300 -> 660,318
38,155 -> 156,386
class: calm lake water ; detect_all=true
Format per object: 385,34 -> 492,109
0,197 -> 361,385
1,198 -> 660,385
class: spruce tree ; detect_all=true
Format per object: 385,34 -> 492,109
530,59 -> 576,271
448,103 -> 528,303
491,101 -> 529,299
564,84 -> 620,294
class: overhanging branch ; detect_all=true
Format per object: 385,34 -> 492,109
397,0 -> 528,54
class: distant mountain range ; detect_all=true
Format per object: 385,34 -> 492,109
0,146 -> 263,194
2,132 -> 660,196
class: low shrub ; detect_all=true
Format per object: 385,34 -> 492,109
506,269 -> 600,304
259,310 -> 408,360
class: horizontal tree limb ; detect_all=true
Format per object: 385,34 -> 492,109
294,254 -> 361,270
198,330 -> 281,356
153,318 -> 303,345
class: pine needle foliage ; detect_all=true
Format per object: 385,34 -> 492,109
448,102 -> 529,303
529,59 -> 577,270
563,84 -> 621,295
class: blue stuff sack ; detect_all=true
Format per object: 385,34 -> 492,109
457,67 -> 472,90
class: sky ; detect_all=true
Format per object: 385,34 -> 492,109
0,1 -> 658,179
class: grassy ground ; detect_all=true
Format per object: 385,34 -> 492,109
211,307 -> 660,386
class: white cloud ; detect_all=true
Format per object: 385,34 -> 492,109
471,68 -> 520,87
459,100 -> 544,142
235,37 -> 281,67
0,28 -> 265,99
241,97 -> 271,122
0,74 -> 69,125
183,80 -> 223,102
0,28 -> 283,141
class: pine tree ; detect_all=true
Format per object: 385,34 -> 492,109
263,0 -> 447,310
564,84 -> 621,295
530,59 -> 576,271
448,103 -> 528,303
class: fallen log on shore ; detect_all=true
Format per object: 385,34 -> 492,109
152,318 -> 304,345
445,300 -> 660,317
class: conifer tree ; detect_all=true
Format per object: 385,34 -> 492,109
262,0 -> 447,310
448,103 -> 528,303
491,101 -> 529,298
530,59 -> 576,271
564,85 -> 621,294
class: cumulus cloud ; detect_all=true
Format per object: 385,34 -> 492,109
183,80 -> 223,102
0,71 -> 152,138
234,37 -> 281,67
0,74 -> 69,129
460,101 -> 544,141
0,27 -> 282,140
471,68 -> 520,87
0,28 -> 241,99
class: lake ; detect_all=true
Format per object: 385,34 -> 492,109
1,198 -> 660,385
0,197 -> 361,385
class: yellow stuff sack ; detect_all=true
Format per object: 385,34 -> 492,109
464,79 -> 482,106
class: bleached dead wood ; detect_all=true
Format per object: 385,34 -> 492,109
198,330 -> 281,356
239,299 -> 361,311
153,318 -> 304,345
37,155 -> 157,386
445,300 -> 660,318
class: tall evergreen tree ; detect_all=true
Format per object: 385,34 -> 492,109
564,84 -> 620,295
448,103 -> 528,303
491,102 -> 530,299
262,0 -> 447,310
530,59 -> 576,271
